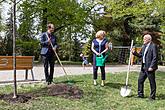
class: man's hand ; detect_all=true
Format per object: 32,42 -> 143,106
53,45 -> 57,52
131,48 -> 135,54
48,38 -> 51,45
148,68 -> 153,71
53,47 -> 56,52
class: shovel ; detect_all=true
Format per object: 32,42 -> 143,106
46,33 -> 74,85
120,40 -> 134,97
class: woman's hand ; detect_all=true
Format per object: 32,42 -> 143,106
96,52 -> 101,56
100,51 -> 104,54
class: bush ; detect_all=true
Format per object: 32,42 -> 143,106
16,39 -> 40,60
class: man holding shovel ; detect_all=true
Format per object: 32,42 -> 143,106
132,34 -> 158,100
40,23 -> 57,85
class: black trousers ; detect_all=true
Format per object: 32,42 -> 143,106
93,54 -> 105,80
93,66 -> 105,80
138,70 -> 156,99
42,54 -> 55,83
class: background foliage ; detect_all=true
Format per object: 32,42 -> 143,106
0,0 -> 164,64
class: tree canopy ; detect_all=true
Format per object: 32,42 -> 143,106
0,0 -> 164,62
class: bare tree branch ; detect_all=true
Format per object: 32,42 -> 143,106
16,0 -> 22,4
0,0 -> 22,4
0,0 -> 6,4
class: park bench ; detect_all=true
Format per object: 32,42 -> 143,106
0,56 -> 35,81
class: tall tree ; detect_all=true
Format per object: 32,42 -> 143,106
37,0 -> 88,61
81,0 -> 165,63
17,0 -> 36,40
83,0 -> 163,43
41,0 -> 47,32
15,0 -> 90,61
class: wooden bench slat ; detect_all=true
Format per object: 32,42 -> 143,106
0,56 -> 34,70
0,56 -> 35,80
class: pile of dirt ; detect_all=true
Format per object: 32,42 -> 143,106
0,83 -> 83,103
0,94 -> 32,103
47,84 -> 83,99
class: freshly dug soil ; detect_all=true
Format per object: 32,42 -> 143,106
0,83 -> 83,103
47,83 -> 83,99
0,94 -> 31,103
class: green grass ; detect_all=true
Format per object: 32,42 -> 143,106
0,71 -> 165,110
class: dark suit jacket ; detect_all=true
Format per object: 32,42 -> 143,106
133,42 -> 158,71
40,32 -> 57,55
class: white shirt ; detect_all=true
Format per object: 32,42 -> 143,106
96,39 -> 103,53
143,43 -> 150,63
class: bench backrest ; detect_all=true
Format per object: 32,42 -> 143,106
0,56 -> 34,70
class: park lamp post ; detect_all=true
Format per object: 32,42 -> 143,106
12,0 -> 17,98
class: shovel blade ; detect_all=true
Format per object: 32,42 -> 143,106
120,86 -> 131,97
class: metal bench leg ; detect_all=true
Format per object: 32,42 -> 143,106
31,69 -> 34,80
25,69 -> 28,80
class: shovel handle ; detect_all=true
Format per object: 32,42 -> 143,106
46,33 -> 69,80
125,40 -> 134,86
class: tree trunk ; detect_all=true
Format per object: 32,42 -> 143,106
42,0 -> 47,32
13,0 -> 17,98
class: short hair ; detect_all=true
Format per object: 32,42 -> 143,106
47,23 -> 54,29
144,34 -> 152,41
95,30 -> 106,38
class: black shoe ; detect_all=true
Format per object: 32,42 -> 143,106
149,97 -> 155,101
47,82 -> 50,85
48,81 -> 52,85
49,81 -> 52,84
137,95 -> 144,98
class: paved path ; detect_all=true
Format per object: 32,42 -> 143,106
0,65 -> 164,83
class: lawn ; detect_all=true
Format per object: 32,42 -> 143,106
0,71 -> 165,110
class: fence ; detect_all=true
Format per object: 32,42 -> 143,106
107,46 -> 142,65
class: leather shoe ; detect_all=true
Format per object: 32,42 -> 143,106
149,97 -> 155,101
47,82 -> 50,85
47,82 -> 52,85
137,95 -> 144,98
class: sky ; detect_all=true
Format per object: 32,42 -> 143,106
0,1 -> 13,37
1,1 -> 10,23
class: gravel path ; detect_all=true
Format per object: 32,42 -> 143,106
0,65 -> 164,83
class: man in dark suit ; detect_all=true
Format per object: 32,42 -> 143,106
132,34 -> 158,100
40,23 -> 57,85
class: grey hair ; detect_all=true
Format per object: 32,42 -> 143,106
144,34 -> 152,41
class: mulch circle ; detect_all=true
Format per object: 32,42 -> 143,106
0,94 -> 32,103
0,83 -> 83,104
